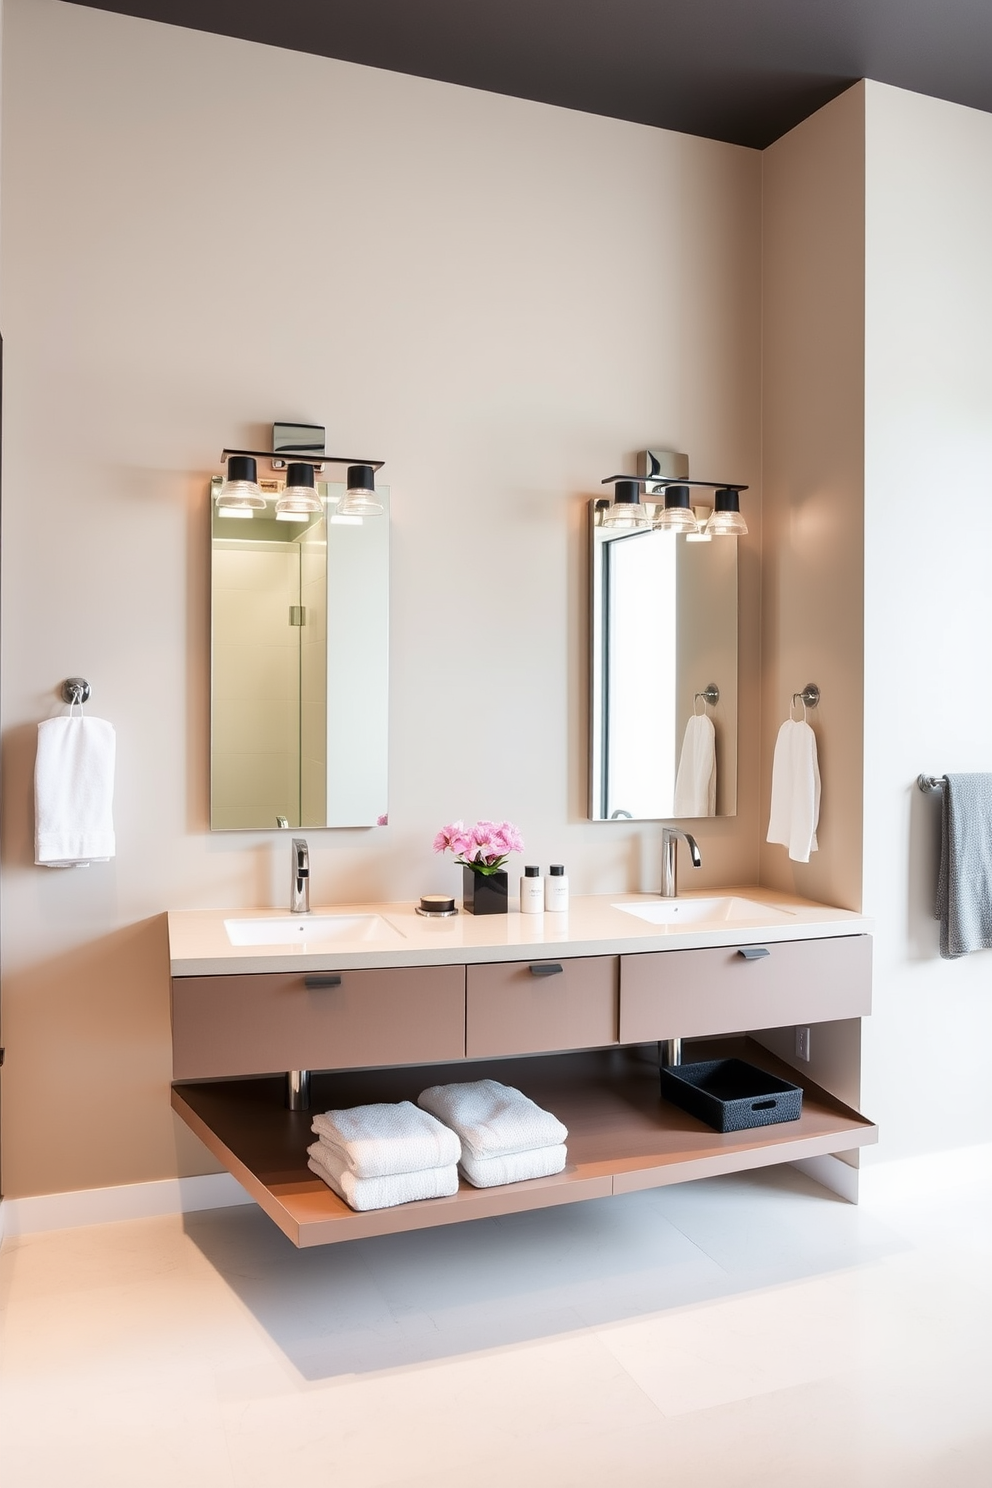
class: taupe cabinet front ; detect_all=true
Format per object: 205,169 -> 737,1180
172,965 -> 466,1080
619,935 -> 872,1044
172,936 -> 871,1079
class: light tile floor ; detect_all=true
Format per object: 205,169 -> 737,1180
1,1153 -> 990,1487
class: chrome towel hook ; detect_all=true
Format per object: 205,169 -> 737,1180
694,683 -> 720,714
791,682 -> 820,721
60,677 -> 91,706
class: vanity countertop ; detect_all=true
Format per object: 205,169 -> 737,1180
168,888 -> 871,976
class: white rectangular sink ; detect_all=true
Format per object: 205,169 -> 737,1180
613,896 -> 795,926
224,913 -> 401,947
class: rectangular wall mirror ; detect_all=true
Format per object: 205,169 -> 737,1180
210,482 -> 389,830
589,498 -> 738,820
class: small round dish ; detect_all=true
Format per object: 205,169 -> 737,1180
415,894 -> 458,918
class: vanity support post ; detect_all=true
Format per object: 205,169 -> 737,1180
286,1069 -> 311,1111
660,1038 -> 682,1068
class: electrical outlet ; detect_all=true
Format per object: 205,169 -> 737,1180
795,1025 -> 811,1062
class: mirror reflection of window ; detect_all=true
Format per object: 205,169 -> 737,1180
210,484 -> 389,830
606,530 -> 677,818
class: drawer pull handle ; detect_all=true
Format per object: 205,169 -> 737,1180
737,947 -> 770,960
304,974 -> 342,989
529,963 -> 564,977
752,1099 -> 776,1111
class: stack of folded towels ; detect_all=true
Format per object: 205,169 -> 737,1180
418,1079 -> 568,1189
307,1100 -> 461,1212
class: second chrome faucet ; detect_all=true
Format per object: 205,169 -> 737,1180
661,826 -> 701,897
291,837 -> 310,913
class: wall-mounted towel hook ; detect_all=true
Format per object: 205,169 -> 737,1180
793,683 -> 820,710
61,678 -> 91,706
694,683 -> 719,714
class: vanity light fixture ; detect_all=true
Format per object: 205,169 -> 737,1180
651,483 -> 698,534
215,424 -> 385,520
600,477 -> 651,529
216,455 -> 266,517
705,486 -> 749,537
275,462 -> 323,522
337,464 -> 384,518
601,471 -> 749,537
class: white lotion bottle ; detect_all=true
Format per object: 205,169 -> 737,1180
545,863 -> 569,912
520,865 -> 544,913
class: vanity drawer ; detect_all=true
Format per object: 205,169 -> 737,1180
466,956 -> 618,1059
172,965 -> 466,1080
619,935 -> 872,1043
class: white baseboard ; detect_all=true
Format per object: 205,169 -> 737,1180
0,1171 -> 253,1241
791,1152 -> 860,1203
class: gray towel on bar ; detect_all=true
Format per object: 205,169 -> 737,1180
935,773 -> 992,959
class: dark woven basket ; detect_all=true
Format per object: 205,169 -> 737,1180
660,1057 -> 803,1133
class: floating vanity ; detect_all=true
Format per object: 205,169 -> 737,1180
168,890 -> 875,1247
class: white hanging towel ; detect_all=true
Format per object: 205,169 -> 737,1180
766,719 -> 820,863
35,716 -> 116,867
673,713 -> 717,817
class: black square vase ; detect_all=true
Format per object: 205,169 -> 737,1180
462,866 -> 509,915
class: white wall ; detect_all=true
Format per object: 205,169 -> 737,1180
0,0 -> 761,1197
861,82 -> 992,1158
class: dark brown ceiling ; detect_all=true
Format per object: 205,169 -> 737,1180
67,0 -> 992,148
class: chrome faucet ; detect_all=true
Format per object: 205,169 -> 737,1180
661,827 -> 701,897
291,838 -> 310,913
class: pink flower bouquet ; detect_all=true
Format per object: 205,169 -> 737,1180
433,819 -> 524,876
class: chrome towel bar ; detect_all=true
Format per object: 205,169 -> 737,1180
918,775 -> 946,793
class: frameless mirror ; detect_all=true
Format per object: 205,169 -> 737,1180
589,499 -> 738,820
210,482 -> 388,830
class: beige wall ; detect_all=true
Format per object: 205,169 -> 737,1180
759,86 -> 866,910
861,82 -> 992,1157
0,0 -> 762,1197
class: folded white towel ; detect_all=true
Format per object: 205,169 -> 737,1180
307,1143 -> 459,1211
35,715 -> 116,867
311,1101 -> 460,1178
766,718 -> 820,863
459,1142 -> 567,1189
673,712 -> 717,817
418,1080 -> 568,1159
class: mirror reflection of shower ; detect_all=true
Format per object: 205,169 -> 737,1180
210,482 -> 389,831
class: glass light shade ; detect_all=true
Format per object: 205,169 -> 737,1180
707,488 -> 748,536
275,462 -> 322,521
652,485 -> 698,533
217,455 -> 265,512
601,478 -> 650,529
338,463 -> 383,517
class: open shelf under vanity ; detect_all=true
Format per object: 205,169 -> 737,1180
173,1037 -> 876,1248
